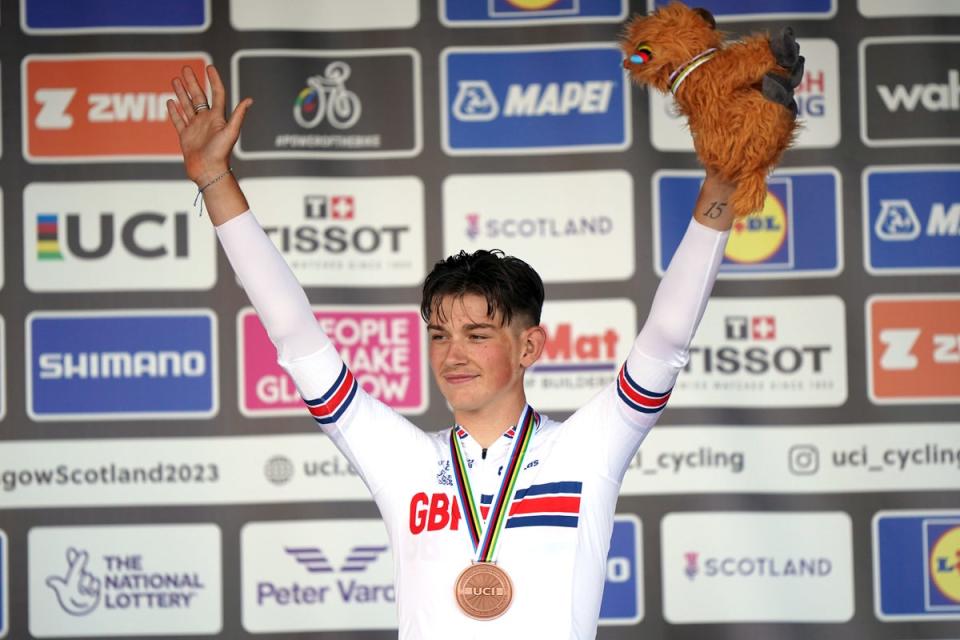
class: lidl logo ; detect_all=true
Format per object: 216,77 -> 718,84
655,169 -> 842,279
21,0 -> 210,33
23,53 -> 210,162
441,0 -> 626,26
864,166 -> 960,274
442,44 -> 629,155
874,511 -> 960,619
867,295 -> 960,404
648,0 -> 835,20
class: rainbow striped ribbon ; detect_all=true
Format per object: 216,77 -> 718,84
668,47 -> 718,96
449,405 -> 539,563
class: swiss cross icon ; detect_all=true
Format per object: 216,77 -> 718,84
331,195 -> 355,219
751,316 -> 776,340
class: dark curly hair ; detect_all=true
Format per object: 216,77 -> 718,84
420,249 -> 545,328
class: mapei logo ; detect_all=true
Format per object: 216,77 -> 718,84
655,169 -> 842,279
27,310 -> 218,421
23,53 -> 210,162
864,166 -> 960,274
232,49 -> 421,159
24,181 -> 217,292
21,0 -> 210,33
442,44 -> 629,155
874,511 -> 960,620
441,0 -> 626,26
860,36 -> 960,147
867,295 -> 960,404
648,0 -> 835,20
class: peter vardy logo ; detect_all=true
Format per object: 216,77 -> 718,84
864,166 -> 960,274
27,310 -> 217,420
874,511 -> 960,619
656,169 -> 842,279
442,0 -> 627,26
285,545 -> 389,574
861,37 -> 960,146
442,44 -> 629,155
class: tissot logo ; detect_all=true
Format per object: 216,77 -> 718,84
442,44 -> 629,155
23,54 -> 210,162
242,520 -> 396,632
863,166 -> 960,274
23,182 -> 216,291
232,49 -> 421,159
672,297 -> 847,407
860,36 -> 960,146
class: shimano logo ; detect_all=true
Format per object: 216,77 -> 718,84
38,351 -> 207,379
876,69 -> 960,112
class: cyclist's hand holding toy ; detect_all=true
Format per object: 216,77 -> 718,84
166,65 -> 253,187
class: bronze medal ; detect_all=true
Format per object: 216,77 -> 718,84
454,562 -> 513,620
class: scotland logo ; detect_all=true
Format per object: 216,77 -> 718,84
442,44 -> 629,155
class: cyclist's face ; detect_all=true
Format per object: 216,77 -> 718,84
427,294 -> 539,414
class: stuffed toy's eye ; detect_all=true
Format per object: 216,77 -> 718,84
629,45 -> 653,65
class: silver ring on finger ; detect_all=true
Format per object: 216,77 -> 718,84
192,102 -> 210,114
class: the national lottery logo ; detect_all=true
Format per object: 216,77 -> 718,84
239,176 -> 425,287
22,53 -> 210,162
656,169 -> 844,278
864,166 -> 960,274
671,297 -> 847,407
525,299 -> 635,412
239,306 -> 427,416
232,49 -> 421,159
441,0 -> 627,26
442,44 -> 629,155
28,525 -> 222,637
874,511 -> 960,620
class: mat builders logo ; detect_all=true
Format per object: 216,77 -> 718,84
28,525 -> 221,637
874,511 -> 960,620
671,297 -> 847,407
27,310 -> 217,421
23,53 -> 209,162
444,170 -> 634,282
230,0 -> 418,30
650,39 -> 838,150
655,169 -> 842,279
442,43 -> 629,155
860,36 -> 960,147
241,520 -> 396,632
867,295 -> 960,404
239,306 -> 427,416
238,177 -> 425,287
525,299 -> 635,412
21,0 -> 210,33
441,0 -> 626,26
662,512 -> 853,622
23,181 -> 216,291
863,166 -> 960,274
232,49 -> 421,159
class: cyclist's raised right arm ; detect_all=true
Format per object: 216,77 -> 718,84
166,65 -> 431,497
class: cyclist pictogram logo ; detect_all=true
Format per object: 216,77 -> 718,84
293,61 -> 362,130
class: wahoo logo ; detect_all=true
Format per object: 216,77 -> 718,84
27,310 -> 217,420
285,545 -> 389,573
479,481 -> 582,528
860,37 -> 960,147
442,44 -> 629,155
36,214 -> 63,260
865,166 -> 960,273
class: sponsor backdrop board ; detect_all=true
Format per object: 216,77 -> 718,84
0,2 -> 958,640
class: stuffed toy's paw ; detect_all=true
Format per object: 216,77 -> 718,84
620,2 -> 803,216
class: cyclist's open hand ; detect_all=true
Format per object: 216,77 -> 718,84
166,64 -> 252,187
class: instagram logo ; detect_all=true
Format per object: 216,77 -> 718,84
788,444 -> 820,475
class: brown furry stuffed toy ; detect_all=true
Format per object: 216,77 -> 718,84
621,2 -> 804,217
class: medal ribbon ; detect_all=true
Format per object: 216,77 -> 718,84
668,47 -> 718,95
449,405 -> 538,563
